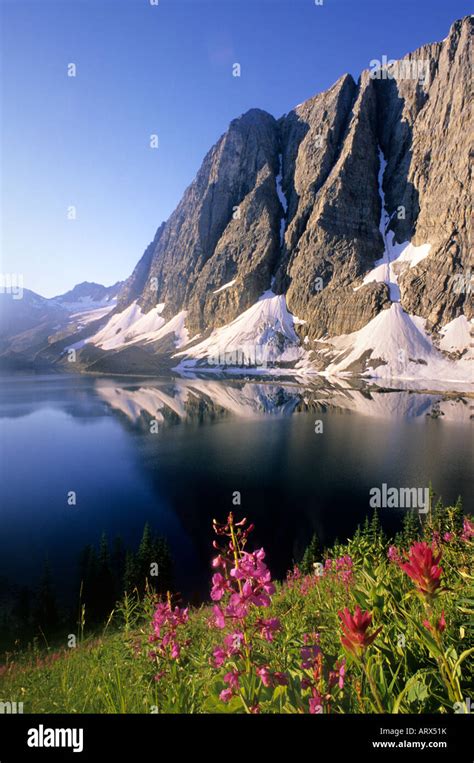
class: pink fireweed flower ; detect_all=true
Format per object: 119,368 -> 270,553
212,647 -> 227,668
443,532 -> 454,543
219,688 -> 233,703
257,666 -> 272,687
338,606 -> 382,657
256,617 -> 281,642
223,669 -> 240,690
150,599 -> 188,663
210,513 -> 279,710
213,605 -> 226,629
224,631 -> 244,652
398,542 -> 443,598
211,572 -> 229,601
461,517 -> 474,541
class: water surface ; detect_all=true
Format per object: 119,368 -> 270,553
0,374 -> 472,603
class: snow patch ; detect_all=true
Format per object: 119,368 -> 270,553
87,301 -> 188,351
354,148 -> 431,299
275,153 -> 288,247
438,315 -> 473,356
321,303 -> 472,383
213,280 -> 236,294
174,291 -> 311,372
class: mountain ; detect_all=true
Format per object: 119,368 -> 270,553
0,281 -> 122,370
51,281 -> 122,311
6,17 -> 473,384
0,288 -> 68,342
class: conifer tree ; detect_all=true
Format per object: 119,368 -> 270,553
300,532 -> 321,574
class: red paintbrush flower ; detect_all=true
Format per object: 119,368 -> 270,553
338,606 -> 382,658
398,542 -> 443,598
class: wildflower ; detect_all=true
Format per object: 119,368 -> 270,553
309,692 -> 323,714
338,606 -> 382,657
170,642 -> 180,659
223,669 -> 240,690
443,532 -> 454,543
219,688 -> 233,703
329,658 -> 346,690
213,605 -> 226,629
461,517 -> 474,541
438,611 -> 447,632
211,572 -> 228,601
301,642 -> 321,670
212,647 -> 227,668
224,631 -> 244,652
210,513 -> 278,711
256,666 -> 272,687
150,599 -> 188,663
256,617 -> 281,642
423,611 -> 446,634
387,545 -> 401,564
398,542 -> 443,598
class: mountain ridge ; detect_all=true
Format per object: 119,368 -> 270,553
1,16 -> 472,384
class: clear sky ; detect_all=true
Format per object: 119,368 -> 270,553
1,0 -> 471,297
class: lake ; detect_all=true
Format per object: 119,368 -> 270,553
0,373 -> 472,605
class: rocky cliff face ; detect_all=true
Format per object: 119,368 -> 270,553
375,16 -> 472,328
8,16 -> 469,382
116,17 -> 471,347
118,109 -> 282,335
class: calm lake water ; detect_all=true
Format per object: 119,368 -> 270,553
0,373 -> 472,604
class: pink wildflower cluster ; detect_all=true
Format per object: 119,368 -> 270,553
300,632 -> 345,714
324,555 -> 353,587
149,596 -> 189,672
210,513 -> 283,707
285,564 -> 302,588
286,555 -> 353,597
212,546 -> 276,621
387,545 -> 402,564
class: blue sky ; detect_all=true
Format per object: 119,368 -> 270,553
1,0 -> 471,297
